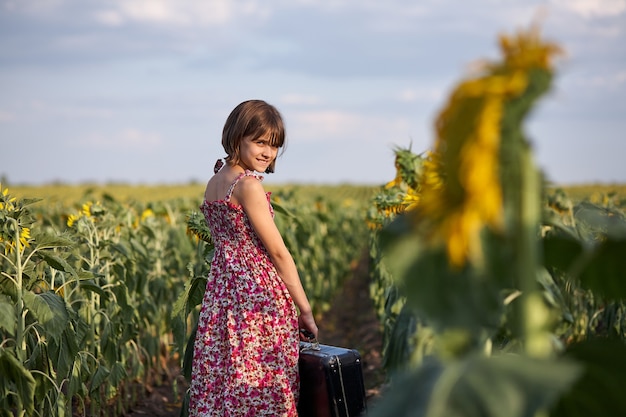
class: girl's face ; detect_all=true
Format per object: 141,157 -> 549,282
238,134 -> 279,173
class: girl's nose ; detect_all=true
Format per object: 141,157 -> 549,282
264,147 -> 277,158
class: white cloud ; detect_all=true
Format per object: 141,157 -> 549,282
93,10 -> 125,26
396,87 -> 443,103
279,94 -> 322,106
288,109 -> 414,146
290,110 -> 361,142
2,0 -> 65,14
13,99 -> 114,122
0,111 -> 15,122
551,0 -> 626,18
119,128 -> 162,146
79,128 -> 163,151
1,1 -> 16,11
93,0 -> 270,27
586,70 -> 626,87
1,0 -> 271,27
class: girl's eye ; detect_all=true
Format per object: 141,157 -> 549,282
254,139 -> 277,149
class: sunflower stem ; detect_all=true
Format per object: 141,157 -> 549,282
517,146 -> 552,358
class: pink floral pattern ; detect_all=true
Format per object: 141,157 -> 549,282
188,171 -> 299,417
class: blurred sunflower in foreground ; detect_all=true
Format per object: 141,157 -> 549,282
377,27 -> 560,268
415,27 -> 560,267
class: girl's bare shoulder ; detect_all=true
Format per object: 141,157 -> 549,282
233,174 -> 265,198
204,171 -> 239,202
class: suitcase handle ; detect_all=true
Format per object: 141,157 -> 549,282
299,329 -> 320,351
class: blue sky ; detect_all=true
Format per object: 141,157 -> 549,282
1,0 -> 625,186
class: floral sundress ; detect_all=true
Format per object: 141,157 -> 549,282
188,170 -> 299,417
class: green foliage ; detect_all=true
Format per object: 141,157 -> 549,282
381,218 -> 504,333
370,155 -> 626,417
543,201 -> 626,300
552,338 -> 626,416
0,186 -> 199,416
372,354 -> 581,417
274,191 -> 369,314
367,148 -> 429,371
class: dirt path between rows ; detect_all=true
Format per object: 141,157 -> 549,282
122,252 -> 385,416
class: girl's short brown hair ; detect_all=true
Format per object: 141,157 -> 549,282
222,100 -> 286,174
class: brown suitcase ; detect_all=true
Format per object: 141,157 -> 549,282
298,340 -> 367,417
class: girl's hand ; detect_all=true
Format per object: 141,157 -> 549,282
298,312 -> 318,341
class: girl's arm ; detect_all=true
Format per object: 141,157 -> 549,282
235,177 -> 319,339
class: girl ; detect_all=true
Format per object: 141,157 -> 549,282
188,100 -> 319,416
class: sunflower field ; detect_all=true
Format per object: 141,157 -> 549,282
0,183 -> 372,416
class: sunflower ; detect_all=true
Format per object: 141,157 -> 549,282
141,208 -> 155,222
416,27 -> 559,267
0,185 -> 17,211
82,202 -> 93,217
67,213 -> 79,228
1,224 -> 31,255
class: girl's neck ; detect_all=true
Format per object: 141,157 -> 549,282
225,161 -> 253,175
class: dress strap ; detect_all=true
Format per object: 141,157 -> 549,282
225,170 -> 264,202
